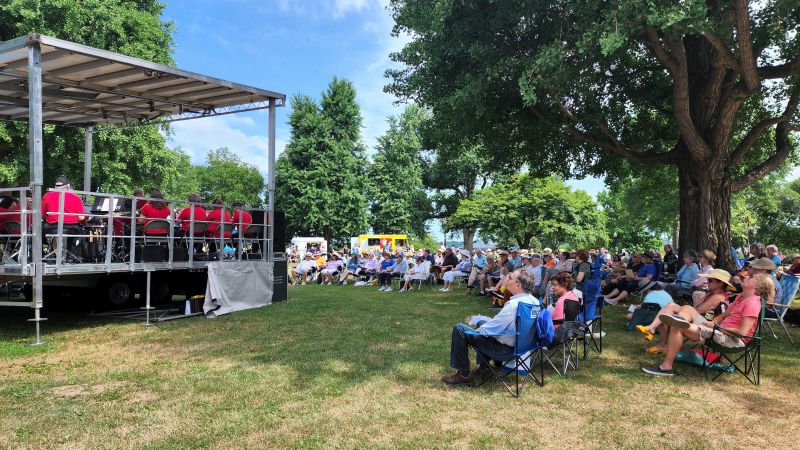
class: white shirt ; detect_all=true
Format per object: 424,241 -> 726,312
296,259 -> 315,272
526,264 -> 545,287
479,293 -> 541,346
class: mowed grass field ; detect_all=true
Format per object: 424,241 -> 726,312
1,285 -> 800,449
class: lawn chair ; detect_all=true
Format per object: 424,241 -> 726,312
578,258 -> 604,358
543,321 -> 584,376
699,297 -> 765,385
466,302 -> 545,397
765,273 -> 799,343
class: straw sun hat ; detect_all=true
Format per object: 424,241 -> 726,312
699,268 -> 733,287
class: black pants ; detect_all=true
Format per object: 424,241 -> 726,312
378,272 -> 394,286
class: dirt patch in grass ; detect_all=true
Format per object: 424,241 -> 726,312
50,381 -> 128,398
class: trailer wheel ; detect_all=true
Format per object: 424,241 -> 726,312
103,279 -> 134,307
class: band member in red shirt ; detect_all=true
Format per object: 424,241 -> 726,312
206,198 -> 232,239
177,193 -> 207,236
137,189 -> 171,235
41,176 -> 85,233
231,202 -> 252,232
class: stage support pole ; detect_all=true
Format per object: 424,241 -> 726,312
27,39 -> 46,346
83,126 -> 93,201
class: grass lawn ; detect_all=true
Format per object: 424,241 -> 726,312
1,285 -> 799,449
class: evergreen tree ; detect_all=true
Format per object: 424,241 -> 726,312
367,105 -> 431,237
276,78 -> 369,242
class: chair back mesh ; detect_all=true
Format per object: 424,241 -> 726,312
514,302 -> 539,356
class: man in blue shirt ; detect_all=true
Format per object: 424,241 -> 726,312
509,249 -> 523,270
442,270 -> 541,385
604,251 -> 658,305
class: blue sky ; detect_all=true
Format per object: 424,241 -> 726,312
159,0 -> 622,239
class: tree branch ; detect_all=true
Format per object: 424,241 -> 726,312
664,33 -> 714,160
644,26 -> 677,73
703,31 -> 742,73
730,83 -> 800,166
533,103 -> 675,165
732,0 -> 760,92
732,122 -> 793,192
758,55 -> 800,79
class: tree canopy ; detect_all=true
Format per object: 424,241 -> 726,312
0,0 -> 179,194
194,148 -> 265,207
388,0 -> 800,268
446,174 -> 608,249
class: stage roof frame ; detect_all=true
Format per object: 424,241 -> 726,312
0,34 -> 285,127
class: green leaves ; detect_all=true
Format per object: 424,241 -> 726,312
445,174 -> 608,249
276,78 -> 369,243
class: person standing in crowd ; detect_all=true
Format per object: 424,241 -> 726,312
509,249 -> 523,270
466,248 -> 488,295
441,270 -> 541,385
572,250 -> 593,297
556,251 -> 574,273
663,244 -> 679,274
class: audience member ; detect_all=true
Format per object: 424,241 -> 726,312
441,251 -> 471,292
441,270 -> 541,385
663,250 -> 699,300
377,252 -> 397,291
642,272 -> 773,377
604,251 -> 657,305
320,252 -> 344,285
766,244 -> 782,266
400,255 -> 432,292
636,269 -> 732,354
663,244 -> 679,274
290,253 -> 316,285
551,272 -> 580,328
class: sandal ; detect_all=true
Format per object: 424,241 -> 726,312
635,325 -> 654,341
645,345 -> 666,355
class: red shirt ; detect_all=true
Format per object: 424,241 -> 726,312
0,206 -> 8,233
177,205 -> 207,233
139,202 -> 171,235
41,190 -> 85,224
207,207 -> 232,238
232,209 -> 252,229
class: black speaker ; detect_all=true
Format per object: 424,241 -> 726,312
272,258 -> 288,302
273,210 -> 285,250
250,209 -> 286,249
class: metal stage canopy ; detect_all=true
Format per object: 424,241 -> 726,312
0,34 -> 285,126
0,34 -> 285,344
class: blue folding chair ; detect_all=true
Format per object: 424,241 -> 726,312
765,273 -> 799,343
465,302 -> 545,397
578,257 -> 604,357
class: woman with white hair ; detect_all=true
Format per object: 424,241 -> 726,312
400,255 -> 431,292
766,245 -> 782,266
441,251 -> 472,292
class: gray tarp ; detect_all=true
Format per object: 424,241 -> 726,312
203,261 -> 273,318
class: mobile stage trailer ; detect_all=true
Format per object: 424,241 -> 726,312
0,34 -> 286,342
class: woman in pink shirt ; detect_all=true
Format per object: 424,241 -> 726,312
642,273 -> 774,377
551,272 -> 581,328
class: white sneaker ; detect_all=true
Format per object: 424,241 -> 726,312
604,297 -> 618,305
399,288 -> 407,292
439,287 -> 446,291
442,288 -> 452,292
385,287 -> 393,292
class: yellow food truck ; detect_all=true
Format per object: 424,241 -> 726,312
352,234 -> 408,253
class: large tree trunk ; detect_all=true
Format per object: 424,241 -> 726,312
462,227 -> 475,251
676,142 -> 734,271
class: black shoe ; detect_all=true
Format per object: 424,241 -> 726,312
641,365 -> 674,377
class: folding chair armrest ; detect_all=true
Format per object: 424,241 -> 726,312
463,329 -> 514,338
765,302 -> 787,308
715,324 -> 754,340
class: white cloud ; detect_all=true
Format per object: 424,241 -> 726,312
167,114 -> 286,180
